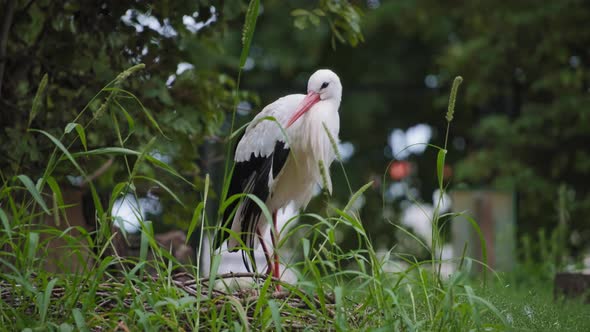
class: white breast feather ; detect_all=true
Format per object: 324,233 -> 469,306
234,94 -> 304,162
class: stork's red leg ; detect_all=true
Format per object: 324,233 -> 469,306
256,227 -> 273,275
271,210 -> 281,291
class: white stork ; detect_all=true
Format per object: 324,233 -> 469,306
215,69 -> 342,283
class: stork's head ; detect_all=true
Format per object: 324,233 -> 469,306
307,69 -> 342,102
287,69 -> 342,128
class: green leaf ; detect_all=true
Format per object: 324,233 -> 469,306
294,16 -> 308,30
115,99 -> 135,136
291,9 -> 309,16
69,147 -> 140,159
0,208 -> 12,240
145,155 -> 194,188
30,129 -> 87,183
102,87 -> 167,139
139,221 -> 153,264
460,213 -> 489,283
187,202 -> 205,242
133,176 -> 184,207
46,176 -> 64,226
23,4 -> 45,46
313,8 -> 326,16
58,323 -> 74,332
302,238 -> 310,257
72,308 -> 87,331
268,300 -> 282,331
40,278 -> 59,323
65,122 -> 87,151
27,232 -> 39,264
436,149 -> 446,190
16,174 -> 50,215
240,0 -> 260,69
309,14 -> 321,27
64,122 -> 77,134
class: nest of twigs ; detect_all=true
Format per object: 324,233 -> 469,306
0,271 -> 336,330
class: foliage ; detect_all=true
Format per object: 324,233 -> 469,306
0,0 -> 363,230
389,0 -> 590,252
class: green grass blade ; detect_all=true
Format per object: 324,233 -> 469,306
68,147 -> 140,158
16,174 -> 50,215
40,278 -> 59,323
436,148 -> 446,190
187,202 -> 205,242
0,207 -> 12,240
453,212 -> 488,283
102,87 -> 167,138
29,129 -> 86,179
268,300 -> 282,331
65,122 -> 88,151
133,175 -> 185,207
145,155 -> 195,187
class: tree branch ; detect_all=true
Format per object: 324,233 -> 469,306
0,0 -> 17,98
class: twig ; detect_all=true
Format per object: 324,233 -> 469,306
199,272 -> 280,284
80,158 -> 114,188
0,0 -> 17,98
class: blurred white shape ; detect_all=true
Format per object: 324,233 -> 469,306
432,189 -> 452,213
424,74 -> 439,89
201,203 -> 299,286
182,6 -> 217,33
150,150 -> 172,164
237,101 -> 252,116
388,182 -> 407,200
312,183 -> 322,197
337,141 -> 355,162
389,128 -> 408,159
401,204 -> 434,245
570,55 -> 581,68
452,136 -> 466,151
66,175 -> 84,187
400,190 -> 452,246
524,305 -> 534,321
166,74 -> 176,87
438,244 -> 455,278
112,193 -> 162,234
243,57 -> 255,71
388,124 -> 432,159
405,124 -> 432,154
349,193 -> 366,212
367,0 -> 381,9
120,10 -> 177,37
176,62 -> 194,75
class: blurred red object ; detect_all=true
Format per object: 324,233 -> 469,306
389,161 -> 412,180
444,165 -> 453,179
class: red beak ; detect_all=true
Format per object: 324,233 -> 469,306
286,92 -> 321,128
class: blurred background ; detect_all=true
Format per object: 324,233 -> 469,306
1,0 -> 589,274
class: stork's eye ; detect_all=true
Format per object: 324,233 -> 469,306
320,82 -> 329,89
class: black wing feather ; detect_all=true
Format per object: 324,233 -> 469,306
214,141 -> 290,253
